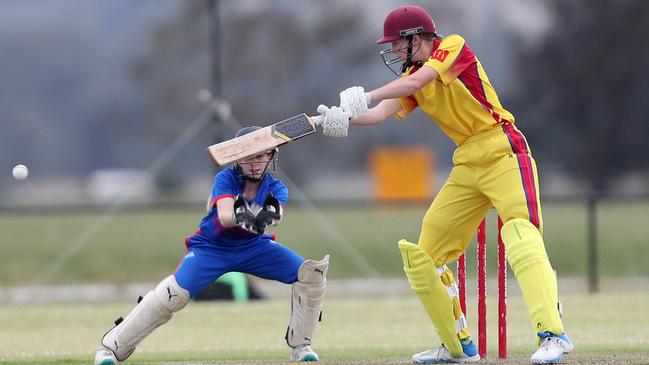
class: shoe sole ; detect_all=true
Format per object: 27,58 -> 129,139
413,359 -> 479,364
97,360 -> 117,365
300,354 -> 319,362
532,350 -> 571,364
413,354 -> 480,364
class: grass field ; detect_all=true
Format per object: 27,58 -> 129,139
1,201 -> 648,285
1,202 -> 648,364
1,291 -> 648,364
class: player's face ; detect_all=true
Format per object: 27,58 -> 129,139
240,152 -> 273,180
390,36 -> 423,62
390,38 -> 409,62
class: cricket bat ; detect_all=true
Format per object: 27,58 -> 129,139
207,113 -> 322,167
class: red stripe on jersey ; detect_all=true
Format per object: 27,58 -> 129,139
449,44 -> 476,80
172,254 -> 185,274
456,45 -> 503,124
502,123 -> 540,228
212,194 -> 235,208
408,38 -> 441,76
184,229 -> 201,249
432,37 -> 442,52
214,194 -> 234,201
405,95 -> 418,107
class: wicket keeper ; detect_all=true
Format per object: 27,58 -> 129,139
317,5 -> 573,364
95,126 -> 328,364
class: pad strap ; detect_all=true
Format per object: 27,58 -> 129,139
438,265 -> 470,338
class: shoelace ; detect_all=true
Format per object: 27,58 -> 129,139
435,344 -> 453,359
537,332 -> 567,352
537,332 -> 554,351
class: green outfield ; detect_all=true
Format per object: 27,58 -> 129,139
1,202 -> 648,364
0,201 -> 648,285
1,293 -> 648,364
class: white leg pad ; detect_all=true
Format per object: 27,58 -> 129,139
101,275 -> 189,361
286,255 -> 329,347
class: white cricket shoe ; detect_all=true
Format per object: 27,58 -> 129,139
291,344 -> 319,361
94,346 -> 118,365
531,332 -> 574,364
412,338 -> 480,364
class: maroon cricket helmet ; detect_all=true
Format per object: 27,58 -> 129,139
376,5 -> 436,44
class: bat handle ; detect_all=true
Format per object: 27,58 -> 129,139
310,115 -> 324,126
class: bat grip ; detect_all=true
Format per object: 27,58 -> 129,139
310,115 -> 324,126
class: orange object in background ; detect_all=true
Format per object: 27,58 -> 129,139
369,146 -> 436,202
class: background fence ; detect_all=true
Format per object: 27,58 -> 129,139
2,193 -> 647,292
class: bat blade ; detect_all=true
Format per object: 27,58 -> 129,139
207,113 -> 317,167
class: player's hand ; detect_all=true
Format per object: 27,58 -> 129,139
339,86 -> 371,119
263,192 -> 281,214
255,193 -> 282,233
233,195 -> 259,233
317,104 -> 349,137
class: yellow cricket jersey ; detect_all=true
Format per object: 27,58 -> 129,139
396,34 -> 515,146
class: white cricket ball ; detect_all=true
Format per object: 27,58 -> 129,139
197,88 -> 212,103
12,164 -> 29,180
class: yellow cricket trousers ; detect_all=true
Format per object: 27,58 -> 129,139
415,122 -> 564,340
419,122 -> 542,264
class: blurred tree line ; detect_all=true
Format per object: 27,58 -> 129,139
3,0 -> 647,197
512,0 -> 649,191
136,0 -> 649,192
131,0 -> 381,186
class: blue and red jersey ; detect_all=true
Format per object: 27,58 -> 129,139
185,167 -> 288,247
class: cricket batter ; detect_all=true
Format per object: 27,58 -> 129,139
94,126 -> 328,364
317,5 -> 573,364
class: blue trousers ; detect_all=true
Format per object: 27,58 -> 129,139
174,238 -> 304,298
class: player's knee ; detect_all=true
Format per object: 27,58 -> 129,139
500,218 -> 548,270
292,255 -> 329,307
153,275 -> 190,312
500,218 -> 539,247
398,239 -> 439,290
502,210 -> 544,234
297,255 -> 329,284
418,215 -> 463,262
293,256 -> 328,311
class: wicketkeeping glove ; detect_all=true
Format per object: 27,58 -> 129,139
255,193 -> 282,233
233,195 -> 259,233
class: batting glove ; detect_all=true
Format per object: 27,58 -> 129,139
317,104 -> 349,137
339,86 -> 371,119
233,195 -> 259,233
